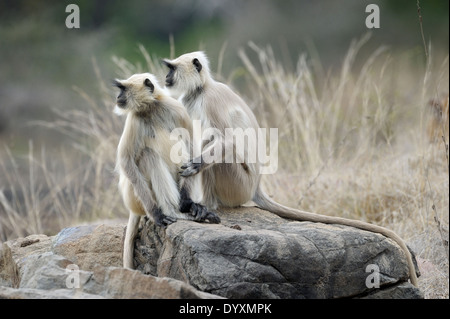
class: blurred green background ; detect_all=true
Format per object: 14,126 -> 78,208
0,0 -> 448,150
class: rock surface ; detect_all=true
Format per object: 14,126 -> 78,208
134,206 -> 423,299
0,224 -> 220,299
52,224 -> 124,271
0,206 -> 423,299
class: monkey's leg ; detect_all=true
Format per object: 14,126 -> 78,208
137,148 -> 184,222
179,184 -> 195,212
179,175 -> 220,223
199,168 -> 220,210
123,212 -> 140,269
121,150 -> 174,227
212,163 -> 259,208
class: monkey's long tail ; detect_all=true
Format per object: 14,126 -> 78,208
252,187 -> 419,287
123,213 -> 141,269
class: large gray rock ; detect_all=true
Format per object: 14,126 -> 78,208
134,206 -> 423,299
0,206 -> 423,299
0,224 -> 220,299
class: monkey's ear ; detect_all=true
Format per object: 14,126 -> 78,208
144,78 -> 154,93
112,79 -> 125,90
162,59 -> 175,70
193,58 -> 202,73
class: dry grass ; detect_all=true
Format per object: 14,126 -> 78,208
240,38 -> 449,298
0,38 -> 448,298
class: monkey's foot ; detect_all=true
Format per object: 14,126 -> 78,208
178,190 -> 220,223
180,160 -> 202,177
152,208 -> 177,227
189,203 -> 221,224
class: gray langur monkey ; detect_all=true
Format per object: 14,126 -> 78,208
113,73 -> 220,269
162,52 -> 419,286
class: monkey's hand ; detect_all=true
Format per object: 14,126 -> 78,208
180,160 -> 202,177
152,207 -> 177,227
190,203 -> 221,224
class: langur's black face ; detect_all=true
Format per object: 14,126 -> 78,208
163,60 -> 176,87
113,80 -> 127,108
162,57 -> 205,101
112,77 -> 155,111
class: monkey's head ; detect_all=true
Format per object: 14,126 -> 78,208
162,51 -> 211,98
113,73 -> 163,115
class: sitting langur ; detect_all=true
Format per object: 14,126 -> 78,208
113,73 -> 219,269
162,52 -> 418,286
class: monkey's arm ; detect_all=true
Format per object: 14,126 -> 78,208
120,154 -> 176,226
